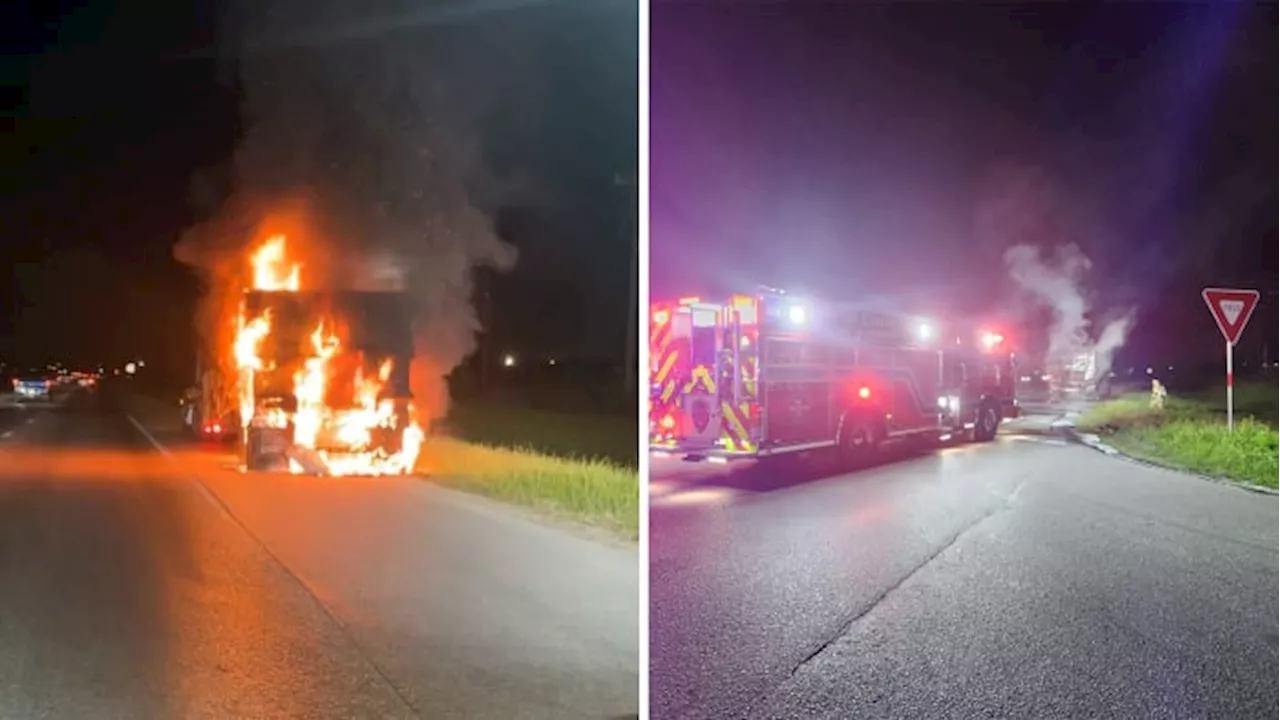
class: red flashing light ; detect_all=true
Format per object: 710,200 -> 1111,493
653,309 -> 670,325
980,330 -> 1005,350
857,386 -> 872,400
660,414 -> 676,430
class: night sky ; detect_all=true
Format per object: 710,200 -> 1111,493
4,0 -> 637,382
651,3 -> 1277,368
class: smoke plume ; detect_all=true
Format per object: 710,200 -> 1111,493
979,161 -> 1136,377
175,3 -> 520,423
1002,243 -> 1135,378
1002,243 -> 1092,363
1092,309 -> 1136,381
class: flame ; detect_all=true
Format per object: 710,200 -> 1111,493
229,234 -> 424,476
235,311 -> 272,427
235,313 -> 272,370
252,234 -> 301,291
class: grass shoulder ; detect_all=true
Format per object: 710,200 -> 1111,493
1077,381 -> 1278,490
417,437 -> 638,540
426,401 -> 639,540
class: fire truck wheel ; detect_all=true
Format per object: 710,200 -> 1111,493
974,402 -> 1000,443
839,415 -> 881,460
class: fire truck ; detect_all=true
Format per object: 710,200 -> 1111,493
649,290 -> 1019,461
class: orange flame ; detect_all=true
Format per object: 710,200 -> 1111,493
235,311 -> 272,427
252,235 -> 301,291
231,234 -> 424,476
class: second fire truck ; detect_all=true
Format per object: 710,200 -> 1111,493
649,290 -> 1020,461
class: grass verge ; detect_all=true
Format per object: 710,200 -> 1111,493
431,402 -> 638,540
416,437 -> 638,541
1077,382 -> 1278,490
443,402 -> 637,467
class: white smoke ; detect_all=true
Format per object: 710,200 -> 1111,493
1003,243 -> 1134,379
1093,310 -> 1136,379
982,162 -> 1136,379
1003,243 -> 1091,362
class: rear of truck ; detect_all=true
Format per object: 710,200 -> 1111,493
650,296 -> 761,458
238,290 -> 419,475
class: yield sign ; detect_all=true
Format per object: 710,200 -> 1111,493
1202,287 -> 1260,345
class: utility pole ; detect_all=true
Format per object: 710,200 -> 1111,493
478,269 -> 492,398
1264,289 -> 1274,384
617,171 -> 638,396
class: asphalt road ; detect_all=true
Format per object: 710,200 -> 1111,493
0,406 -> 38,438
0,388 -> 71,434
0,388 -> 638,719
650,424 -> 1278,719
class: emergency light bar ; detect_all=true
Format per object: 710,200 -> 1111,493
912,319 -> 937,343
761,294 -> 813,330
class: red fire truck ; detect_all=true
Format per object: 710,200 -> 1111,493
649,290 -> 1020,461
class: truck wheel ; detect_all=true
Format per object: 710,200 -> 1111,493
839,415 -> 880,463
974,402 -> 1000,443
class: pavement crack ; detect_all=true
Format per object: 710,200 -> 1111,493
781,482 -> 1026,681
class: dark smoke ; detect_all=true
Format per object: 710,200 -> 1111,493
175,2 -> 522,423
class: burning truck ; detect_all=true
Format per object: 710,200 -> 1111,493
186,235 -> 424,476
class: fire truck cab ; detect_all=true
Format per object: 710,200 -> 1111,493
649,290 -> 1019,462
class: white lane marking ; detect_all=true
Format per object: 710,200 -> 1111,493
125,414 -> 225,512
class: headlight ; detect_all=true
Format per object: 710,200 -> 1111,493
787,303 -> 808,325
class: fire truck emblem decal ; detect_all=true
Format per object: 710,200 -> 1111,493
691,398 -> 711,433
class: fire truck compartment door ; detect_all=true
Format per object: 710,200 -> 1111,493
681,394 -> 721,444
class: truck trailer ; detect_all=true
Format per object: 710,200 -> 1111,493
238,289 -> 415,474
183,288 -> 419,476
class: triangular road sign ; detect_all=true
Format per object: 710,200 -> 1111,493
1202,287 -> 1260,345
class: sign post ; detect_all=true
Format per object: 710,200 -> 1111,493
1201,288 -> 1260,431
